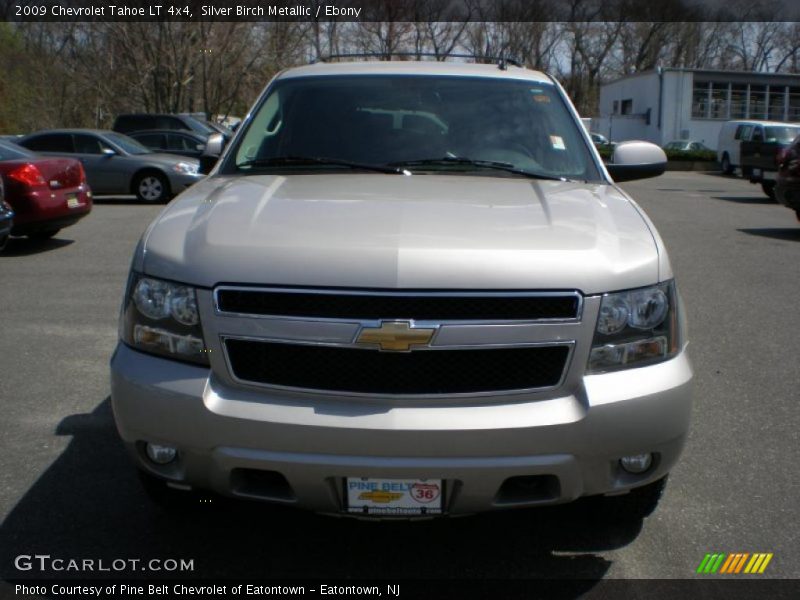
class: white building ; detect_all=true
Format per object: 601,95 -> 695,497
596,68 -> 800,150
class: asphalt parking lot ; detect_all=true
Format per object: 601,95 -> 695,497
0,172 -> 798,586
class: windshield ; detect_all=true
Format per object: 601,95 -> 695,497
180,115 -> 216,136
230,75 -> 600,181
203,120 -> 232,137
105,132 -> 152,155
765,126 -> 800,143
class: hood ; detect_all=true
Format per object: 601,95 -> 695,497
141,174 -> 660,294
142,152 -> 199,166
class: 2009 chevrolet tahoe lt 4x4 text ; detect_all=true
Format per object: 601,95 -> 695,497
111,60 -> 692,519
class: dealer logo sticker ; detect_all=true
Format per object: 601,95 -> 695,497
410,482 -> 441,503
358,490 -> 404,504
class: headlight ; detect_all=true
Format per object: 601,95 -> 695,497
173,162 -> 199,175
587,281 -> 682,373
121,274 -> 208,365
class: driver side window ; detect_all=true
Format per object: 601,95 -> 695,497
74,134 -> 111,154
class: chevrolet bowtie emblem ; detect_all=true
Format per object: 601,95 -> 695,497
356,321 -> 436,352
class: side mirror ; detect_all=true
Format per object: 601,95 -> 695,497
606,141 -> 667,182
200,133 -> 224,174
101,147 -> 117,157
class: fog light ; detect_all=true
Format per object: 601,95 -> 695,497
145,443 -> 177,465
620,453 -> 653,474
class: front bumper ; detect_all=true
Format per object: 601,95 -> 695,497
111,343 -> 693,516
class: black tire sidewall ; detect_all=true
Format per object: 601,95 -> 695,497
721,153 -> 731,174
135,172 -> 170,203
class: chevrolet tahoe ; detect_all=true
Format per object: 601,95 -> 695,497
110,60 -> 692,519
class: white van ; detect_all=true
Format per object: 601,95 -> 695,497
717,120 -> 787,174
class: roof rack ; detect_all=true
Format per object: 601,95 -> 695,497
316,52 -> 524,70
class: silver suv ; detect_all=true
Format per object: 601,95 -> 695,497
111,60 -> 692,518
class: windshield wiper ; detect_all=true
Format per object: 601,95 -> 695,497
389,156 -> 567,181
238,156 -> 405,174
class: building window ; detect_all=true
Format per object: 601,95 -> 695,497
768,86 -> 787,120
691,81 -> 728,120
710,83 -> 728,119
620,99 -> 633,115
730,84 -> 747,119
749,85 -> 766,119
690,78 -> 800,120
789,88 -> 800,122
692,81 -> 710,118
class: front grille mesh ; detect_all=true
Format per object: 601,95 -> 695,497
216,288 -> 580,321
225,339 -> 570,395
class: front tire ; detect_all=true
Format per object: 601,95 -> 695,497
721,153 -> 733,174
134,172 -> 171,203
761,181 -> 776,201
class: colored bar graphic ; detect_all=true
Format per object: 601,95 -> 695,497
719,554 -> 736,573
758,554 -> 773,573
696,554 -> 713,573
744,554 -> 760,573
698,552 -> 773,575
734,553 -> 749,573
711,554 -> 726,573
721,553 -> 739,574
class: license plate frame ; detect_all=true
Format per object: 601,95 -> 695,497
344,477 -> 445,516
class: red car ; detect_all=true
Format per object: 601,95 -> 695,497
775,135 -> 800,221
0,139 -> 92,240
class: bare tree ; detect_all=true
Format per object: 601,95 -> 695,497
307,1 -> 342,61
2,2 -> 798,136
408,0 -> 470,60
353,22 -> 414,59
721,21 -> 780,71
773,23 -> 800,73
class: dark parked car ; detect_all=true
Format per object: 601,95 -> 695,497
740,122 -> 800,199
191,116 -> 233,140
775,134 -> 800,221
0,138 -> 91,240
113,113 -> 227,139
18,130 -> 203,203
129,129 -> 208,159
